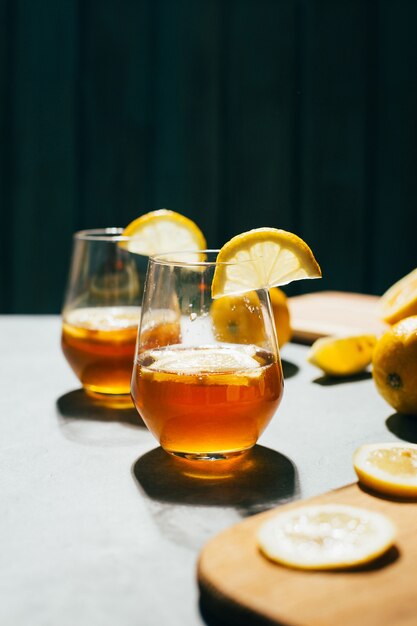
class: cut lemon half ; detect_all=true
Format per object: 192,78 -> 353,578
307,334 -> 377,377
378,267 -> 417,325
211,228 -> 321,299
122,209 -> 206,260
353,442 -> 417,498
257,503 -> 396,570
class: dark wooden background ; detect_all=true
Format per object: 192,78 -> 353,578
0,0 -> 416,313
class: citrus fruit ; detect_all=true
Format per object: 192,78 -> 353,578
211,228 -> 321,299
122,209 -> 206,259
372,315 -> 417,415
378,267 -> 417,325
257,503 -> 396,570
307,334 -> 377,377
353,442 -> 417,498
210,287 -> 292,348
269,287 -> 292,347
211,291 -> 265,346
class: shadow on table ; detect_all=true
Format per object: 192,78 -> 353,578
313,371 -> 372,386
281,359 -> 299,379
56,389 -> 146,447
133,445 -> 299,550
133,445 -> 299,517
386,412 -> 417,443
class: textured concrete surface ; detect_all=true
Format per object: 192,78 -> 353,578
1,316 -> 413,626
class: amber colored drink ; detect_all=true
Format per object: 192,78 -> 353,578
62,306 -> 141,395
131,344 -> 283,458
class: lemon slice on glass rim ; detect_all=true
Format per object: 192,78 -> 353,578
257,503 -> 396,570
211,228 -> 321,299
353,442 -> 417,498
121,209 -> 206,260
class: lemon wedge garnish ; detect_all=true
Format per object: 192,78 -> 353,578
122,209 -> 206,260
353,443 -> 417,498
211,228 -> 321,299
378,267 -> 417,325
307,334 -> 377,377
257,504 -> 396,570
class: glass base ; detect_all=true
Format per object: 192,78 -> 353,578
167,448 -> 250,462
84,389 -> 134,409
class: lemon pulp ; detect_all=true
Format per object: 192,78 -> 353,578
257,503 -> 396,570
353,443 -> 417,497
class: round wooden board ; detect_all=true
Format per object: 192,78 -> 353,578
197,483 -> 417,626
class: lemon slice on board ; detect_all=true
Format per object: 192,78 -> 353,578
257,504 -> 396,570
122,209 -> 206,259
353,443 -> 417,498
307,334 -> 377,377
211,228 -> 321,299
378,267 -> 417,325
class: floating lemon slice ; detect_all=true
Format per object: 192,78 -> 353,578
307,334 -> 377,377
257,504 -> 396,570
211,228 -> 321,299
122,209 -> 206,260
144,346 -> 260,374
353,443 -> 417,498
140,345 -> 263,385
378,267 -> 417,325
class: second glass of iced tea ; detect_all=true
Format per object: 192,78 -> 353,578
131,251 -> 284,460
61,229 -> 152,405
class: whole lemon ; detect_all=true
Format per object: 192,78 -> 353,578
269,287 -> 292,347
372,316 -> 417,415
211,288 -> 291,348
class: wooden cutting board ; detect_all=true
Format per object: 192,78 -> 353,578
198,483 -> 417,626
288,291 -> 388,344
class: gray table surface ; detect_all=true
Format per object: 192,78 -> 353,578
1,315 -> 414,626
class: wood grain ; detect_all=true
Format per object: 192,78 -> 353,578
288,291 -> 388,344
198,482 -> 417,626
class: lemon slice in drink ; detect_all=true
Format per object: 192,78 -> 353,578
257,504 -> 396,570
353,443 -> 417,498
122,209 -> 206,260
307,334 -> 377,377
211,228 -> 321,299
145,346 -> 260,374
378,268 -> 417,325
141,345 -> 263,385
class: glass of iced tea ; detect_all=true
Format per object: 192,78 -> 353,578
61,228 -> 150,405
131,251 -> 284,460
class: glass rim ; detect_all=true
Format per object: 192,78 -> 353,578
73,227 -> 132,242
151,249 -> 243,268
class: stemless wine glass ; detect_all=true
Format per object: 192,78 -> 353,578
131,251 -> 284,460
61,228 -> 148,405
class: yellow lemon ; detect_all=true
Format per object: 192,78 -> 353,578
122,209 -> 206,260
211,287 -> 292,348
307,334 -> 377,377
353,442 -> 417,498
211,291 -> 265,346
372,316 -> 417,415
211,227 -> 321,299
257,504 -> 396,570
269,287 -> 292,347
378,268 -> 417,325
